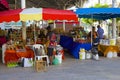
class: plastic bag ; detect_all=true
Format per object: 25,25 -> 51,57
22,58 -> 33,67
52,57 -> 59,65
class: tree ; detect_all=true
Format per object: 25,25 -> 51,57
7,0 -> 88,10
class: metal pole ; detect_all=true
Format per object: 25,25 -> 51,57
53,21 -> 56,29
15,0 -> 17,9
33,21 -> 36,44
21,0 -> 26,43
79,18 -> 81,27
112,0 -> 116,38
21,0 -> 26,9
98,0 -> 100,4
63,20 -> 66,31
91,14 -> 93,46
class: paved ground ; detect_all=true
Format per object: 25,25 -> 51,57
0,53 -> 120,80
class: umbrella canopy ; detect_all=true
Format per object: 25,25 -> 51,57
0,7 -> 78,23
0,9 -> 22,22
75,8 -> 120,20
20,7 -> 42,21
43,8 -> 78,21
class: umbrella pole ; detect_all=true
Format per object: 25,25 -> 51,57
22,21 -> 26,44
63,20 -> 66,31
112,18 -> 116,38
91,15 -> 93,46
79,18 -> 81,27
118,23 -> 120,36
33,21 -> 36,44
53,20 -> 56,29
21,0 -> 26,44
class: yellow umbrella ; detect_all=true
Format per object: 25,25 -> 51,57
20,7 -> 42,21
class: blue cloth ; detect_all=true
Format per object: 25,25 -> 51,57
59,35 -> 73,50
60,35 -> 92,59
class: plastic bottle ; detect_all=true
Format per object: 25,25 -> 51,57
86,51 -> 92,59
79,48 -> 85,60
107,51 -> 113,58
113,51 -> 117,57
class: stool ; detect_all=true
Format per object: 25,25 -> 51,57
35,60 -> 46,72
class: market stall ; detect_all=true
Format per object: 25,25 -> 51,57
75,8 -> 120,57
0,7 -> 78,65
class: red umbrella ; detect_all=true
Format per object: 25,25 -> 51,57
0,8 -> 78,23
0,9 -> 22,23
43,8 -> 78,21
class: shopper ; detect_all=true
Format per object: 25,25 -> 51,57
97,25 -> 104,39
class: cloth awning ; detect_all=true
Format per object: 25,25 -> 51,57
75,8 -> 120,20
0,7 -> 78,23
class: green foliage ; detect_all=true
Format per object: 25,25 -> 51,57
116,18 -> 120,22
91,4 -> 109,8
82,18 -> 93,25
8,0 -> 88,10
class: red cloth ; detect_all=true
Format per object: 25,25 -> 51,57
0,36 -> 7,47
4,47 -> 34,64
4,50 -> 19,64
16,48 -> 34,58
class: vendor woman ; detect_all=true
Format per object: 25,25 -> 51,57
87,26 -> 98,43
46,25 -> 57,65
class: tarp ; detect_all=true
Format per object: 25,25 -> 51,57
75,8 -> 120,20
0,7 -> 78,23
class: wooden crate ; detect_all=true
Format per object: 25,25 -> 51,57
35,60 -> 46,72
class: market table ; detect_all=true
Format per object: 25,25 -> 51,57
4,47 -> 34,64
60,35 -> 92,59
98,44 -> 119,57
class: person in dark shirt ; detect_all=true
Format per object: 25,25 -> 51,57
87,26 -> 98,43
